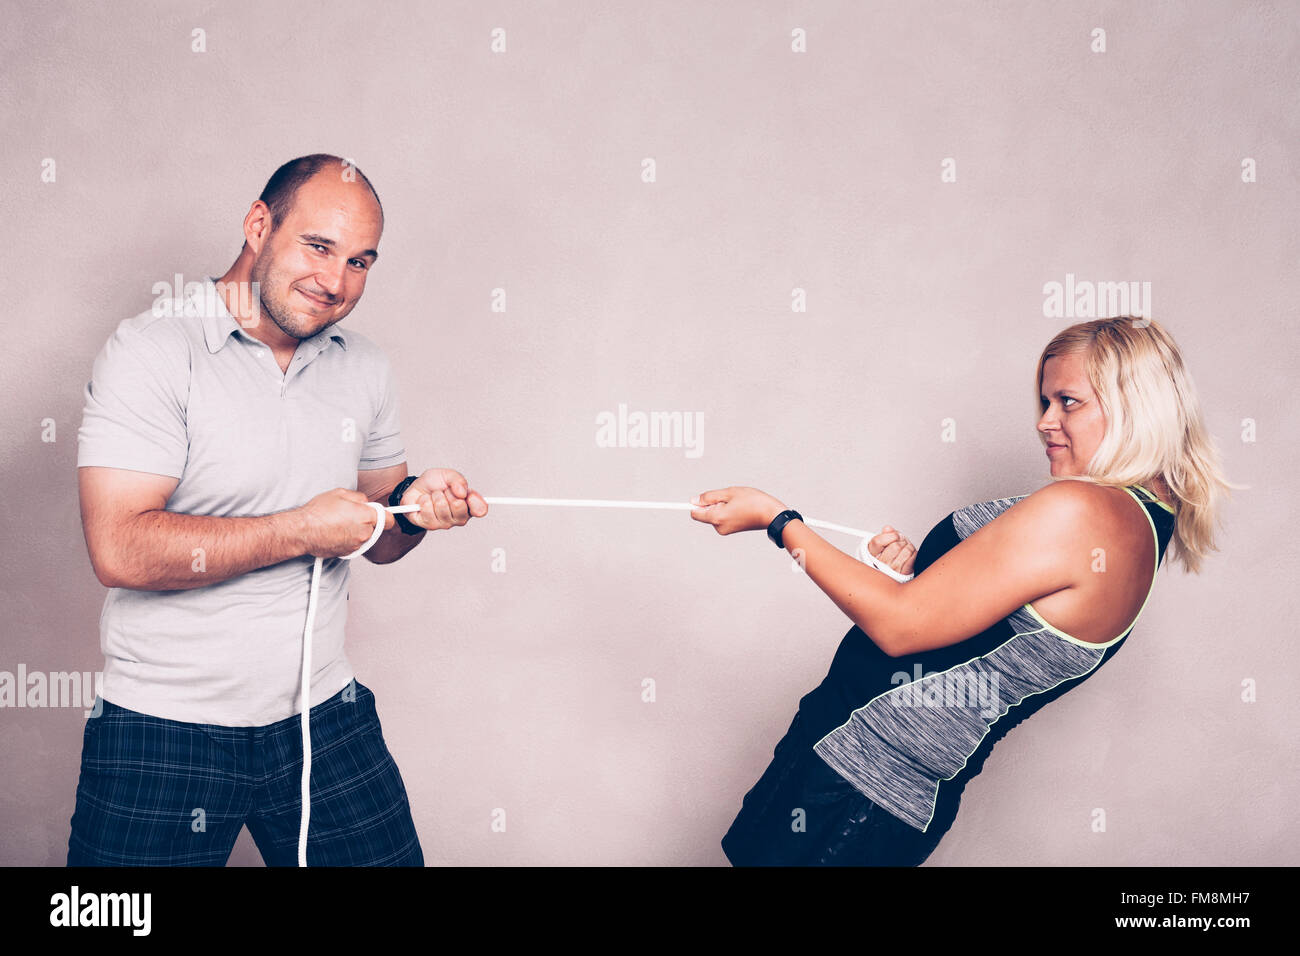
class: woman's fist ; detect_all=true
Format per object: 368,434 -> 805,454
866,525 -> 916,576
689,487 -> 787,535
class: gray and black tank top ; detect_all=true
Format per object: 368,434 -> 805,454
797,483 -> 1177,836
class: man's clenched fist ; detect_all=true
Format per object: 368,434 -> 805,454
397,468 -> 489,531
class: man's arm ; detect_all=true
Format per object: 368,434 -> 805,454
79,465 -> 310,591
355,463 -> 491,564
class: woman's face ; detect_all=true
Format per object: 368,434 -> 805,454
1038,350 -> 1107,477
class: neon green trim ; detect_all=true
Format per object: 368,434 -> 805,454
1024,485 -> 1163,648
1134,482 -> 1176,514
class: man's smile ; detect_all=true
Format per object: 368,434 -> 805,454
296,286 -> 336,309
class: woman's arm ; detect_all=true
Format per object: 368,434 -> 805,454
780,518 -> 906,648
689,486 -> 905,648
691,482 -> 1092,656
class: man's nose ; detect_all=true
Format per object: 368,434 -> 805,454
316,261 -> 346,296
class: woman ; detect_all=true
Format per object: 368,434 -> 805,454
689,316 -> 1239,866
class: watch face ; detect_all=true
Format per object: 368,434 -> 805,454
768,511 -> 790,546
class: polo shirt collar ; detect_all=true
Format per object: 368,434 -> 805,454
195,277 -> 349,356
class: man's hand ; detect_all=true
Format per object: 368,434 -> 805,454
299,488 -> 397,558
398,468 -> 489,531
689,486 -> 787,535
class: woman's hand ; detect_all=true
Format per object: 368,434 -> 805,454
690,486 -> 787,535
865,525 -> 917,576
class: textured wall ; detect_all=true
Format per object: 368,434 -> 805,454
0,0 -> 1295,866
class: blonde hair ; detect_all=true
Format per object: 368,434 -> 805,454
1034,316 -> 1245,574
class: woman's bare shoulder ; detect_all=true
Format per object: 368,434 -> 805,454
1022,479 -> 1144,528
1024,477 -> 1116,504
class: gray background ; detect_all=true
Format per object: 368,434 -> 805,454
1,0 -> 1295,865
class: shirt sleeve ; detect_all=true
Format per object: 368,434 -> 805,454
359,350 -> 406,470
76,316 -> 190,479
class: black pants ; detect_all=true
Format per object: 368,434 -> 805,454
721,711 -> 947,866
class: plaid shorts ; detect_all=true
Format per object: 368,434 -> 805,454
67,679 -> 423,866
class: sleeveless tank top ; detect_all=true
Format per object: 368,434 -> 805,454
797,483 -> 1177,836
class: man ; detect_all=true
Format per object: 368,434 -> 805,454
69,153 -> 486,866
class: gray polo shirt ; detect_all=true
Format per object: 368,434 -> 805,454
77,277 -> 406,726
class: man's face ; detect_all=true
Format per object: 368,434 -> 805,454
249,171 -> 382,340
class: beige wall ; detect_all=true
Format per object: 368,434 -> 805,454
1,0 -> 1295,866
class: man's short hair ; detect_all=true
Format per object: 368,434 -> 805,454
257,154 -> 383,230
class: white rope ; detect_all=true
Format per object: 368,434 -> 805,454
298,501 -> 420,867
297,494 -> 911,866
481,496 -> 913,583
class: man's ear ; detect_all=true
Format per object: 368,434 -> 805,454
243,200 -> 273,256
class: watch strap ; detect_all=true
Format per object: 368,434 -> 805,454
387,475 -> 424,535
766,509 -> 803,548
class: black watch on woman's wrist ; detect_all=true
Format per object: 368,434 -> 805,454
766,509 -> 803,548
387,475 -> 425,535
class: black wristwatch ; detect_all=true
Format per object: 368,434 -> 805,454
387,475 -> 425,535
766,509 -> 803,548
